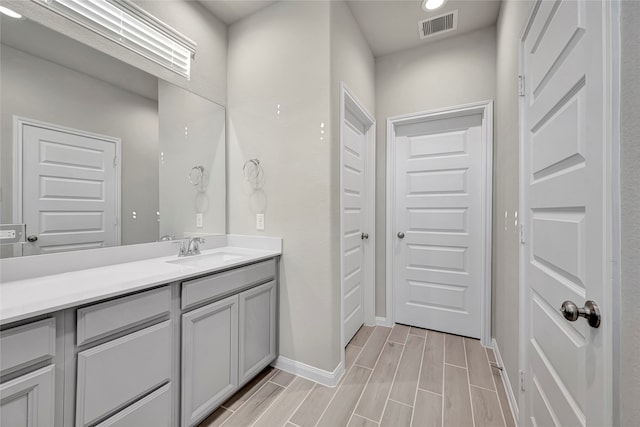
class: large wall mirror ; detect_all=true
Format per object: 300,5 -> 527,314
0,11 -> 226,258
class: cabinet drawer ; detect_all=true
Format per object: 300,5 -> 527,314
182,259 -> 276,310
0,318 -> 56,376
77,286 -> 171,346
95,383 -> 172,427
76,320 -> 172,427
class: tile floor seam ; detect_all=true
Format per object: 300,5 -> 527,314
251,377 -> 314,427
444,362 -> 468,370
469,383 -> 500,394
354,413 -> 382,426
378,326 -> 409,424
409,332 -> 427,427
487,349 -> 509,427
463,338 -> 477,427
416,386 -> 443,397
344,367 -> 376,427
245,382 -> 287,427
313,359 -> 367,427
219,370 -> 281,427
345,345 -> 379,427
388,397 -> 413,409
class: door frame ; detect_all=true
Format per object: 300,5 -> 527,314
517,0 -> 619,424
12,116 -> 123,251
339,82 -> 376,352
385,100 -> 494,345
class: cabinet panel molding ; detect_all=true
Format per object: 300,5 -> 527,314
0,365 -> 55,427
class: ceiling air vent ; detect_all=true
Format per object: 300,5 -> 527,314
418,10 -> 458,39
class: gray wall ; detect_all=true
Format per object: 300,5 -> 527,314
494,0 -> 532,400
620,1 -> 640,424
227,1 -> 337,372
0,44 -> 159,246
374,26 -> 497,316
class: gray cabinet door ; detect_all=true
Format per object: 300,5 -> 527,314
238,280 -> 277,384
182,294 -> 238,427
0,365 -> 55,427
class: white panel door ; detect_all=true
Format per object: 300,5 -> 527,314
521,0 -> 610,425
21,123 -> 119,255
342,111 -> 367,346
395,113 -> 484,338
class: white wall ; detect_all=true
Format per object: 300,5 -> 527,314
158,81 -> 226,239
227,1 -> 336,372
329,0 -> 376,342
620,1 -> 640,424
374,26 -> 497,316
0,45 -> 159,247
494,0 -> 532,398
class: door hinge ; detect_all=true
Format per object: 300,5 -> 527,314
113,156 -> 118,167
518,75 -> 525,97
520,370 -> 526,392
519,223 -> 525,244
114,217 -> 118,226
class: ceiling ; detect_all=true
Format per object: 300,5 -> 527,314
198,0 -> 279,25
199,0 -> 501,57
347,0 -> 502,57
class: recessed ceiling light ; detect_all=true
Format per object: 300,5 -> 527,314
0,5 -> 22,19
422,0 -> 447,11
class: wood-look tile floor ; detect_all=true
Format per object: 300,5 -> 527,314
198,325 -> 515,427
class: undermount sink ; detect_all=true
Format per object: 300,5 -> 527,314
166,252 -> 244,267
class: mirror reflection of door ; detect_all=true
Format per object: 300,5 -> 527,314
17,118 -> 121,256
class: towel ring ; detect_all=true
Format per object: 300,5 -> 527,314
243,158 -> 263,186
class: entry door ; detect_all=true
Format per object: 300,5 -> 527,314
394,113 -> 485,339
342,95 -> 373,346
20,121 -> 119,255
521,0 -> 611,425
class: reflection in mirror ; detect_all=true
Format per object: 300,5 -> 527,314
0,14 -> 225,258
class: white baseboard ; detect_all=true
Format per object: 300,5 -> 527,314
272,356 -> 344,388
492,338 -> 519,425
375,316 -> 392,327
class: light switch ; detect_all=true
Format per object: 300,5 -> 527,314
256,214 -> 265,231
196,213 -> 203,228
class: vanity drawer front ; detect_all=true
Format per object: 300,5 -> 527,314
76,320 -> 172,427
182,259 -> 276,310
0,318 -> 56,376
77,286 -> 171,346
95,383 -> 172,427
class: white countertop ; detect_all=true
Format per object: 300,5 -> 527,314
0,244 -> 280,325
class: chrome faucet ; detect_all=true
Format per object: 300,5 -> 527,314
178,237 -> 205,257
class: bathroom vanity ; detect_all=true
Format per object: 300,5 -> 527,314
0,240 -> 281,427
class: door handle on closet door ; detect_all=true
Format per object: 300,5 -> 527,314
397,232 -> 405,239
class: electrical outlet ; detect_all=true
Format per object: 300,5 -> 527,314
256,214 -> 265,231
196,213 -> 203,228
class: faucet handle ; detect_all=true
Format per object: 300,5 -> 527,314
178,238 -> 190,256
